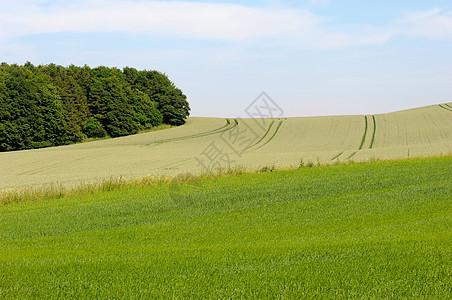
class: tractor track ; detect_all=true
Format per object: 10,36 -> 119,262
369,115 -> 377,149
244,121 -> 275,151
358,115 -> 368,150
256,120 -> 284,150
244,119 -> 285,152
150,118 -> 238,145
348,114 -> 377,160
439,104 -> 452,113
331,151 -> 344,161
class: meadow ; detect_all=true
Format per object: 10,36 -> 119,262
0,103 -> 451,191
1,157 -> 451,298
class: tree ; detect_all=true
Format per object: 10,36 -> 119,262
0,63 -> 67,151
127,88 -> 163,129
0,63 -> 190,151
42,64 -> 89,142
124,69 -> 190,125
89,68 -> 138,137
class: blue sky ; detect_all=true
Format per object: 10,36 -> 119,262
1,0 -> 452,117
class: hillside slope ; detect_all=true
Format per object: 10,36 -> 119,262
1,157 -> 451,298
0,103 -> 451,190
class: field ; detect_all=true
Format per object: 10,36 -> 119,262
1,157 -> 451,298
0,103 -> 451,191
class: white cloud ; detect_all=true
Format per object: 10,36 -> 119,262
1,1 -> 452,50
396,8 -> 452,38
397,7 -> 442,24
0,1 -> 320,41
313,7 -> 452,48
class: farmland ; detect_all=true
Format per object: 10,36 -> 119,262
0,103 -> 451,191
1,157 -> 451,298
1,102 -> 451,298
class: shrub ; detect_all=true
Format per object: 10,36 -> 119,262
85,117 -> 107,138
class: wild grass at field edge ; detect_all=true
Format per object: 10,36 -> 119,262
1,154 -> 450,206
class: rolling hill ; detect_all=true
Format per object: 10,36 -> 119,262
0,103 -> 451,191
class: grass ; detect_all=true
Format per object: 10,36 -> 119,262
0,170 -> 240,206
1,156 -> 451,298
0,158 -> 345,205
2,155 -> 438,206
0,103 -> 451,191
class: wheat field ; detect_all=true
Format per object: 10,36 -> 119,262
1,103 -> 451,190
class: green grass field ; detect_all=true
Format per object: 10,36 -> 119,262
1,157 -> 451,298
0,103 -> 451,191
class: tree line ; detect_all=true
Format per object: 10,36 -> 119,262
0,62 -> 190,151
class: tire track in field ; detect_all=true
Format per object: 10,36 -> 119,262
358,115 -> 368,150
331,117 -> 354,161
369,115 -> 377,149
347,115 -> 367,159
331,151 -> 344,161
150,118 -> 238,145
346,151 -> 357,159
246,119 -> 285,152
347,114 -> 376,160
438,104 -> 452,112
158,157 -> 194,170
244,120 -> 275,151
256,120 -> 284,150
17,152 -> 110,176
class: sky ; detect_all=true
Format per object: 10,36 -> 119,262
1,0 -> 452,117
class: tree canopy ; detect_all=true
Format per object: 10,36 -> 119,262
0,63 -> 190,151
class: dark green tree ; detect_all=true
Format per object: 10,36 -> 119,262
0,63 -> 67,151
89,67 -> 138,137
124,69 -> 190,125
0,63 -> 189,151
42,64 -> 90,142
